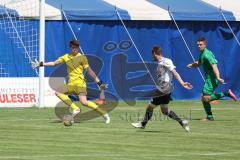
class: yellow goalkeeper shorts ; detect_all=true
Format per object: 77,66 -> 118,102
65,83 -> 87,95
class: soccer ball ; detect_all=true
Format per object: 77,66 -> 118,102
63,115 -> 73,126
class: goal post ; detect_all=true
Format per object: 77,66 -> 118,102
39,0 -> 45,108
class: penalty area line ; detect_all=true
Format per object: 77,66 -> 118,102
0,152 -> 238,159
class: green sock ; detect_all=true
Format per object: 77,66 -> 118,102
202,101 -> 214,119
210,92 -> 225,101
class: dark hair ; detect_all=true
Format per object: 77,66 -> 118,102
197,37 -> 206,42
70,39 -> 80,48
152,45 -> 162,55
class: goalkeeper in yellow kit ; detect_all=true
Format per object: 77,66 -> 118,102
32,39 -> 110,123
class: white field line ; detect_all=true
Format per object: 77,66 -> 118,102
114,106 -> 240,111
175,108 -> 240,111
0,118 -> 58,122
0,108 -> 239,122
0,151 -> 238,159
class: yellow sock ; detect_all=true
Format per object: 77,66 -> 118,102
56,93 -> 79,110
87,101 -> 105,116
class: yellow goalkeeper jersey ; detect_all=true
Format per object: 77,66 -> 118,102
57,53 -> 89,85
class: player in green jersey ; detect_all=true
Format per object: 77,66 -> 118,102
187,37 -> 237,121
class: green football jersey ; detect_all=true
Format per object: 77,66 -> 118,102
199,48 -> 218,79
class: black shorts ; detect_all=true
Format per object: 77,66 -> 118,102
151,93 -> 172,105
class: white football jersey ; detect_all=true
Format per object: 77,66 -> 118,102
156,57 -> 176,94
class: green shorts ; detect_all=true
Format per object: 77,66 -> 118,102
202,78 -> 219,95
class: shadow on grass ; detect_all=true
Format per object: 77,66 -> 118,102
136,130 -> 172,133
49,120 -> 62,123
190,118 -> 233,122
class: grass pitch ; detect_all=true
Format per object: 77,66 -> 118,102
0,101 -> 239,160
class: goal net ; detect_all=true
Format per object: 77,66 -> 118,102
0,0 -> 39,107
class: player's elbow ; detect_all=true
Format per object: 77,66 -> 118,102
86,67 -> 91,74
52,62 -> 57,66
87,68 -> 96,78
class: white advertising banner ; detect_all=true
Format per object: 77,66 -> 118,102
0,77 -> 62,108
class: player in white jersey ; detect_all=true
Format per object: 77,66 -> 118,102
131,46 -> 193,132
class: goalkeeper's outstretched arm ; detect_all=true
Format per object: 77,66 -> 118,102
31,59 -> 61,68
43,60 -> 62,67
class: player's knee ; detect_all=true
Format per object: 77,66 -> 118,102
160,104 -> 169,115
55,87 -> 66,94
161,109 -> 169,115
79,99 -> 88,106
201,96 -> 210,102
162,111 -> 169,115
201,96 -> 206,102
55,92 -> 60,96
148,103 -> 156,111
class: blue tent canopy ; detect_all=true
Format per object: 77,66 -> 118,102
148,0 -> 235,21
0,0 -> 237,21
45,0 -> 236,21
46,0 -> 130,20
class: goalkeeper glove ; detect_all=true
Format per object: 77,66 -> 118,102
31,59 -> 43,69
97,80 -> 108,90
